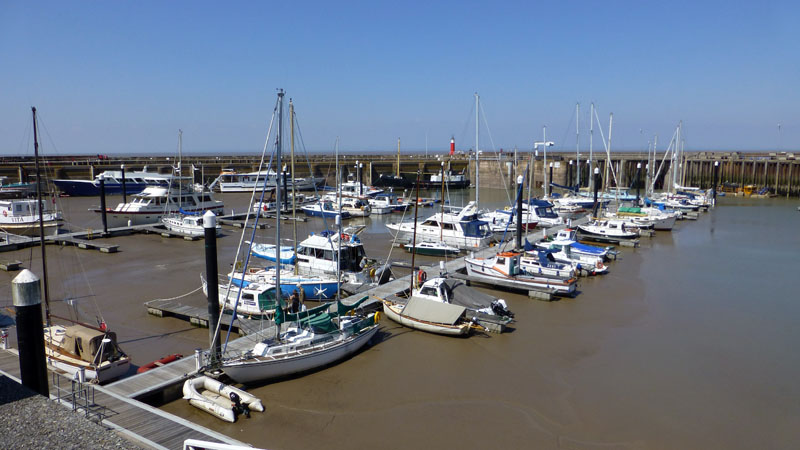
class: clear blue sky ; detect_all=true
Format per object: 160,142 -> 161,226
1,1 -> 797,155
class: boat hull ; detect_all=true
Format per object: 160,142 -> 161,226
53,179 -> 150,196
383,302 -> 470,336
221,325 -> 379,384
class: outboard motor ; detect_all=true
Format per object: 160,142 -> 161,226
230,391 -> 251,419
490,299 -> 514,318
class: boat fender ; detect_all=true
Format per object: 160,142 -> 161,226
369,268 -> 376,278
596,260 -> 602,269
263,204 -> 268,212
417,270 -> 427,285
341,233 -> 350,241
2,210 -> 5,216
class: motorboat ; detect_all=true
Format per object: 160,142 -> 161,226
522,199 -> 564,228
203,276 -> 279,318
0,198 -> 63,236
369,193 -> 409,213
479,208 -> 538,234
386,201 -> 495,250
403,241 -> 460,257
301,200 -> 352,219
211,168 -> 323,193
577,219 -> 639,243
53,168 -> 176,196
531,240 -> 608,275
182,375 -> 264,423
93,185 -> 224,227
248,243 -> 296,264
541,229 -> 616,261
161,213 -> 221,237
518,250 -> 577,280
322,193 -> 371,217
465,251 -> 577,296
228,266 -> 340,301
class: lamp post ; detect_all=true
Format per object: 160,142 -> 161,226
592,167 -> 601,217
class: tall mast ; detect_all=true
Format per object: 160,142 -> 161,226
409,170 -> 421,295
396,138 -> 401,178
290,99 -> 298,274
275,89 -> 284,299
474,92 -> 480,209
576,103 -> 580,187
440,161 -> 445,242
607,113 -> 615,203
542,126 -> 548,198
589,102 -> 594,191
177,129 -> 183,209
32,107 -> 51,325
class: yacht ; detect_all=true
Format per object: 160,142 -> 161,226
93,185 -> 224,227
522,199 -> 564,228
385,201 -> 495,250
211,168 -> 323,193
53,168 -> 175,196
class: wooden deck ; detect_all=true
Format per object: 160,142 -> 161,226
0,349 -> 250,450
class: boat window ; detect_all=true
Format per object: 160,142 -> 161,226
497,257 -> 505,264
442,223 -> 455,230
422,220 -> 438,227
420,287 -> 437,296
243,293 -> 254,300
323,250 -> 334,261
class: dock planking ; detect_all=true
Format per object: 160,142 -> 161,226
0,349 -> 249,450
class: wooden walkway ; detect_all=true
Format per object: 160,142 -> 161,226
0,349 -> 250,450
144,299 -> 268,335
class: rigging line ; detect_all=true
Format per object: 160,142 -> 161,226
478,102 -> 498,152
294,115 -> 331,231
216,98 -> 279,353
457,99 -> 476,150
592,107 -> 620,190
146,286 -> 203,303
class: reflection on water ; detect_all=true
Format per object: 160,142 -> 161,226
2,190 -> 799,449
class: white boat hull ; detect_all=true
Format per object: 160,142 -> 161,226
382,302 -> 470,336
221,325 -> 379,384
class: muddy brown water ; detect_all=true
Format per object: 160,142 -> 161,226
1,190 -> 799,449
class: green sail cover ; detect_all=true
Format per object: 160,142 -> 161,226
618,207 -> 642,214
336,296 -> 370,316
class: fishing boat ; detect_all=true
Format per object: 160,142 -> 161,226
162,212 -> 221,237
295,229 -> 392,291
465,251 -> 578,296
93,185 -> 224,227
0,198 -> 63,236
403,241 -> 460,257
577,219 -> 639,243
53,168 -> 175,196
182,375 -> 264,422
385,201 -> 494,250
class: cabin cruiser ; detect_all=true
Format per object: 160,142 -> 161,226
92,185 -> 224,227
532,238 -> 608,275
577,219 -> 639,243
53,168 -> 176,196
540,229 -> 616,261
522,199 -> 564,228
479,208 -> 538,235
294,228 -> 392,292
211,168 -> 324,193
339,180 -> 383,198
369,193 -> 410,213
301,200 -> 352,219
322,193 -> 371,217
465,251 -> 577,296
518,250 -> 577,280
385,201 -> 494,250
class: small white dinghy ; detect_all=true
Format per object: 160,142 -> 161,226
182,375 -> 264,422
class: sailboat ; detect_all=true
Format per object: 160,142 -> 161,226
28,107 -> 130,383
215,91 -> 380,384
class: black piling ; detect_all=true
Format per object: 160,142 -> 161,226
549,164 -> 554,195
592,168 -> 601,217
203,211 -> 221,363
515,176 -> 523,250
713,160 -> 719,206
635,162 -> 642,204
12,270 -> 49,396
121,164 -> 127,204
99,177 -> 108,234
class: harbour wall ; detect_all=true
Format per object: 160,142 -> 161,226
1,151 -> 798,196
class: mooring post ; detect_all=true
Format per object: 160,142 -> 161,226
713,161 -> 719,207
548,163 -> 554,197
99,178 -> 108,234
120,164 -> 127,204
636,162 -> 642,205
592,168 -> 601,217
203,211 -> 221,363
516,175 -> 524,251
12,270 -> 49,396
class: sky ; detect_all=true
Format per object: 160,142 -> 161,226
1,1 -> 798,155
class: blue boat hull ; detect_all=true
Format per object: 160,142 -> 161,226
231,277 -> 339,300
53,180 -> 150,196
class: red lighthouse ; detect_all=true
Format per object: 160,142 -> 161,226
449,137 -> 455,156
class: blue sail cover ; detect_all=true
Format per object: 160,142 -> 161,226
461,219 -> 490,238
178,207 -> 202,216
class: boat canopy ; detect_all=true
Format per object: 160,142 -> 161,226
402,297 -> 465,325
461,219 -> 490,238
62,325 -> 120,363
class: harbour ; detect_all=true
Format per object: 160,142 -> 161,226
2,185 -> 799,449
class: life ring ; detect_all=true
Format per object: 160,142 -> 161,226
373,311 -> 381,322
341,233 -> 350,241
596,260 -> 603,269
369,268 -> 376,278
417,270 -> 427,285
2,210 -> 6,217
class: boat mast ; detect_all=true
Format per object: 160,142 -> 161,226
589,102 -> 594,191
290,99 -> 298,274
440,161 -> 445,242
474,92 -> 480,209
542,126 -> 548,198
335,137 -> 342,302
409,170 -> 421,294
275,89 -> 284,301
178,129 -> 183,209
576,103 -> 580,187
32,107 -> 51,325
396,138 -> 401,178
